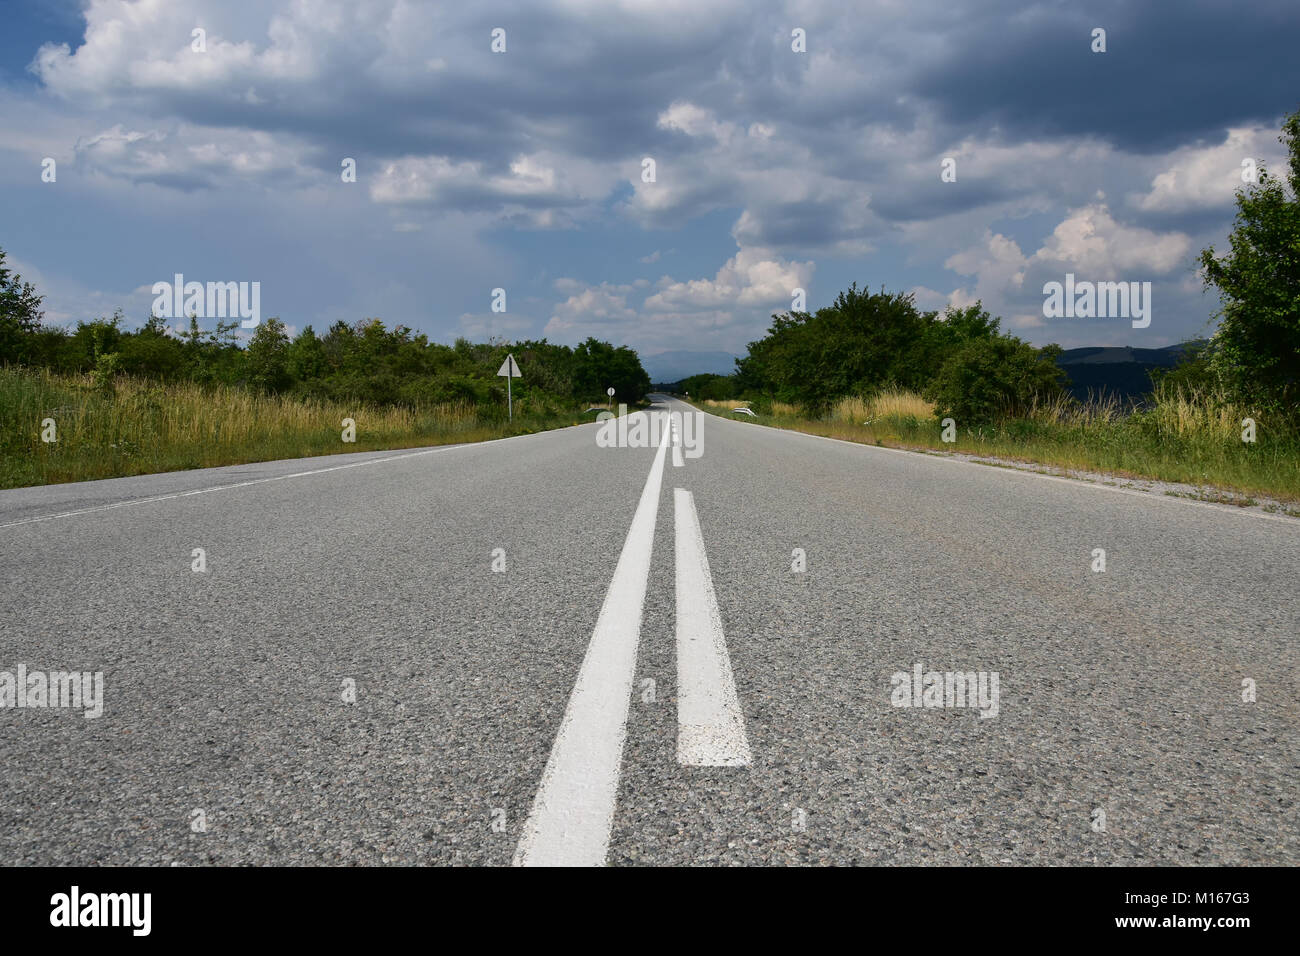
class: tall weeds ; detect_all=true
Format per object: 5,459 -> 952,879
0,367 -> 568,488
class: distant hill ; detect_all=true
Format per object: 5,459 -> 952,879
1056,343 -> 1201,402
647,342 -> 1204,403
641,349 -> 739,383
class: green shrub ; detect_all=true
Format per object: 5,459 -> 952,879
926,338 -> 1066,424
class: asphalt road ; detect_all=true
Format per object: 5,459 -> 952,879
1,395 -> 1296,865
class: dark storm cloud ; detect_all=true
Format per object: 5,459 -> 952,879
913,0 -> 1300,153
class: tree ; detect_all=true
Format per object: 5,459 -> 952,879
0,246 -> 46,365
89,315 -> 123,394
926,337 -> 1067,423
735,284 -> 940,411
1199,108 -> 1300,407
676,372 -> 735,400
118,313 -> 185,379
920,303 -> 1002,363
1149,339 -> 1214,393
285,325 -> 327,385
70,312 -> 124,371
573,337 -> 650,402
246,316 -> 292,392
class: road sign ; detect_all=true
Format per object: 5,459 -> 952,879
498,353 -> 522,420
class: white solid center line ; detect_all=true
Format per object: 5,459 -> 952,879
513,414 -> 672,867
674,487 -> 752,767
672,412 -> 685,468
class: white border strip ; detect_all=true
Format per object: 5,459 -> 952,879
0,447 -> 458,529
0,424 -> 590,531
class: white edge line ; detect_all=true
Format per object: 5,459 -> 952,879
682,401 -> 1300,528
0,421 -> 596,530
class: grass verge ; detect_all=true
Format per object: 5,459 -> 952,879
699,387 -> 1300,504
1,367 -> 595,489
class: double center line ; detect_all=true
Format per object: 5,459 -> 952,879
513,410 -> 751,867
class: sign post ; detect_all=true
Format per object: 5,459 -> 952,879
497,353 -> 522,420
606,386 -> 615,410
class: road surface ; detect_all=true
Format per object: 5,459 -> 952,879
1,395 -> 1296,865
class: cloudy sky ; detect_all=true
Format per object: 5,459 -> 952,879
2,0 -> 1297,361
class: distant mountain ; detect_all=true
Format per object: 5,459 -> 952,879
1056,343 -> 1201,402
641,349 -> 740,383
643,343 -> 1203,403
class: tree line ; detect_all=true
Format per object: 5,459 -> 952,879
0,266 -> 651,413
672,291 -> 1067,422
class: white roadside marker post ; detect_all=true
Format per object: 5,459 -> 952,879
497,353 -> 522,421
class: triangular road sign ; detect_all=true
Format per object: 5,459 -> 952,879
497,353 -> 521,378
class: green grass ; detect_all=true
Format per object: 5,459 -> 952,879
699,386 -> 1300,504
0,367 -> 587,489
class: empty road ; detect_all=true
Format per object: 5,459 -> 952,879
1,395 -> 1296,865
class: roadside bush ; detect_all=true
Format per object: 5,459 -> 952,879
926,337 -> 1066,424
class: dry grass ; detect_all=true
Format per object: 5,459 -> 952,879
1142,382 -> 1254,440
702,396 -> 863,418
829,388 -> 935,423
1024,390 -> 1125,426
0,367 -> 573,488
690,383 -> 1300,503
